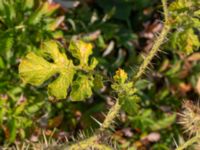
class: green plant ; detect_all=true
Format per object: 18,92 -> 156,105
0,0 -> 63,68
19,40 -> 98,100
16,0 -> 200,149
168,0 -> 200,54
0,0 -> 64,144
0,0 -> 198,148
17,0 -> 168,149
0,93 -> 44,143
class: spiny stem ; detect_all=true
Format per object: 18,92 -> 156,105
68,136 -> 97,150
68,135 -> 112,150
132,25 -> 170,81
133,0 -> 170,81
68,100 -> 120,150
162,0 -> 169,23
176,135 -> 200,150
99,99 -> 121,131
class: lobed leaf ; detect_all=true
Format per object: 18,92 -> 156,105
69,40 -> 93,68
19,40 -> 98,100
19,41 -> 75,99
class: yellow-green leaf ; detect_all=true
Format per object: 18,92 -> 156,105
48,70 -> 74,99
69,40 -> 93,67
19,52 -> 57,85
113,68 -> 128,84
46,16 -> 65,31
70,74 -> 94,101
19,41 -> 75,99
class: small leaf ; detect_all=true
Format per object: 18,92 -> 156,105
150,113 -> 176,131
69,40 -> 93,67
135,79 -> 150,90
93,74 -> 104,90
26,101 -> 44,113
113,68 -> 128,84
121,95 -> 140,115
0,33 -> 14,59
70,74 -> 94,101
14,101 -> 27,116
0,56 -> 5,69
23,0 -> 34,10
130,109 -> 155,131
89,57 -> 98,70
45,3 -> 60,16
8,119 -> 16,143
46,16 -> 65,31
28,2 -> 49,25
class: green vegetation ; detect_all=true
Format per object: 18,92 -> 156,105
0,0 -> 200,149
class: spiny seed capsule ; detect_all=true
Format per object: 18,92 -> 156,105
179,101 -> 200,137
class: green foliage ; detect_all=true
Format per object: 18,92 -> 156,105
19,40 -> 97,100
129,109 -> 176,131
0,0 -> 199,149
168,0 -> 200,54
0,0 -> 63,68
0,93 -> 44,143
70,74 -> 94,101
96,0 -> 132,20
69,40 -> 98,70
112,69 -> 140,115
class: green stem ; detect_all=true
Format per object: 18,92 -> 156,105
133,0 -> 170,81
99,99 -> 121,131
132,25 -> 170,81
68,136 -> 98,150
68,100 -> 120,150
162,0 -> 169,23
176,135 -> 200,150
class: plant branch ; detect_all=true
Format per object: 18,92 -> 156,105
68,100 -> 120,149
176,135 -> 200,150
162,0 -> 169,23
132,0 -> 170,81
99,99 -> 121,132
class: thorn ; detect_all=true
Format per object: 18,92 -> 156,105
154,53 -> 161,59
42,130 -> 48,147
91,116 -> 102,127
109,126 -> 115,132
71,135 -> 76,142
101,112 -> 106,118
172,136 -> 178,148
64,136 -> 69,143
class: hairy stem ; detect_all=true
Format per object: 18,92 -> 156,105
99,99 -> 121,131
68,136 -> 98,150
133,0 -> 170,81
68,100 -> 120,150
162,0 -> 169,23
176,135 -> 200,150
